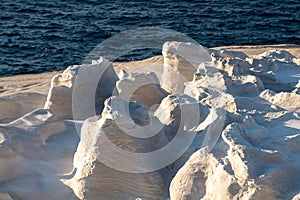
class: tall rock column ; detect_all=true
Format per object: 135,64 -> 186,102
161,42 -> 211,94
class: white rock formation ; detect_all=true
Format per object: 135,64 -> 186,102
170,113 -> 300,200
0,43 -> 299,200
260,89 -> 300,111
0,109 -> 79,200
211,48 -> 248,60
211,50 -> 251,76
116,70 -> 168,107
44,66 -> 77,119
184,62 -> 237,112
162,41 -> 211,93
226,75 -> 265,95
0,92 -> 45,123
248,50 -> 300,92
66,96 -> 168,199
153,93 -> 227,189
154,94 -> 206,140
45,57 -> 118,119
168,45 -> 300,200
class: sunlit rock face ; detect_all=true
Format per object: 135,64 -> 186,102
162,41 -> 211,93
44,65 -> 77,119
169,45 -> 300,200
0,43 -> 300,200
68,96 -> 168,200
116,70 -> 168,108
45,57 -> 118,119
170,112 -> 300,200
247,50 -> 300,92
260,89 -> 300,111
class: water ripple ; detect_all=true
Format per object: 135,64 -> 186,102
0,0 -> 299,76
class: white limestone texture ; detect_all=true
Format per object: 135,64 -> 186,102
0,43 -> 299,200
44,57 -> 118,119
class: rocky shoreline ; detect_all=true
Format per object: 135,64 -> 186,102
0,44 -> 299,199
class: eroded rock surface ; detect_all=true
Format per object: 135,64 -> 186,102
116,70 -> 168,107
0,109 -> 79,200
67,96 -> 168,199
170,113 -> 300,200
162,41 -> 211,93
169,45 -> 300,200
0,43 -> 299,200
45,57 -> 118,119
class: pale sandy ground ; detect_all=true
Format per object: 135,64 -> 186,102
0,44 -> 299,123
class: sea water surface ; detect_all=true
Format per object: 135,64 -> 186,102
1,0 -> 299,76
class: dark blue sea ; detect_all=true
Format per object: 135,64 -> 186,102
1,0 -> 299,76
